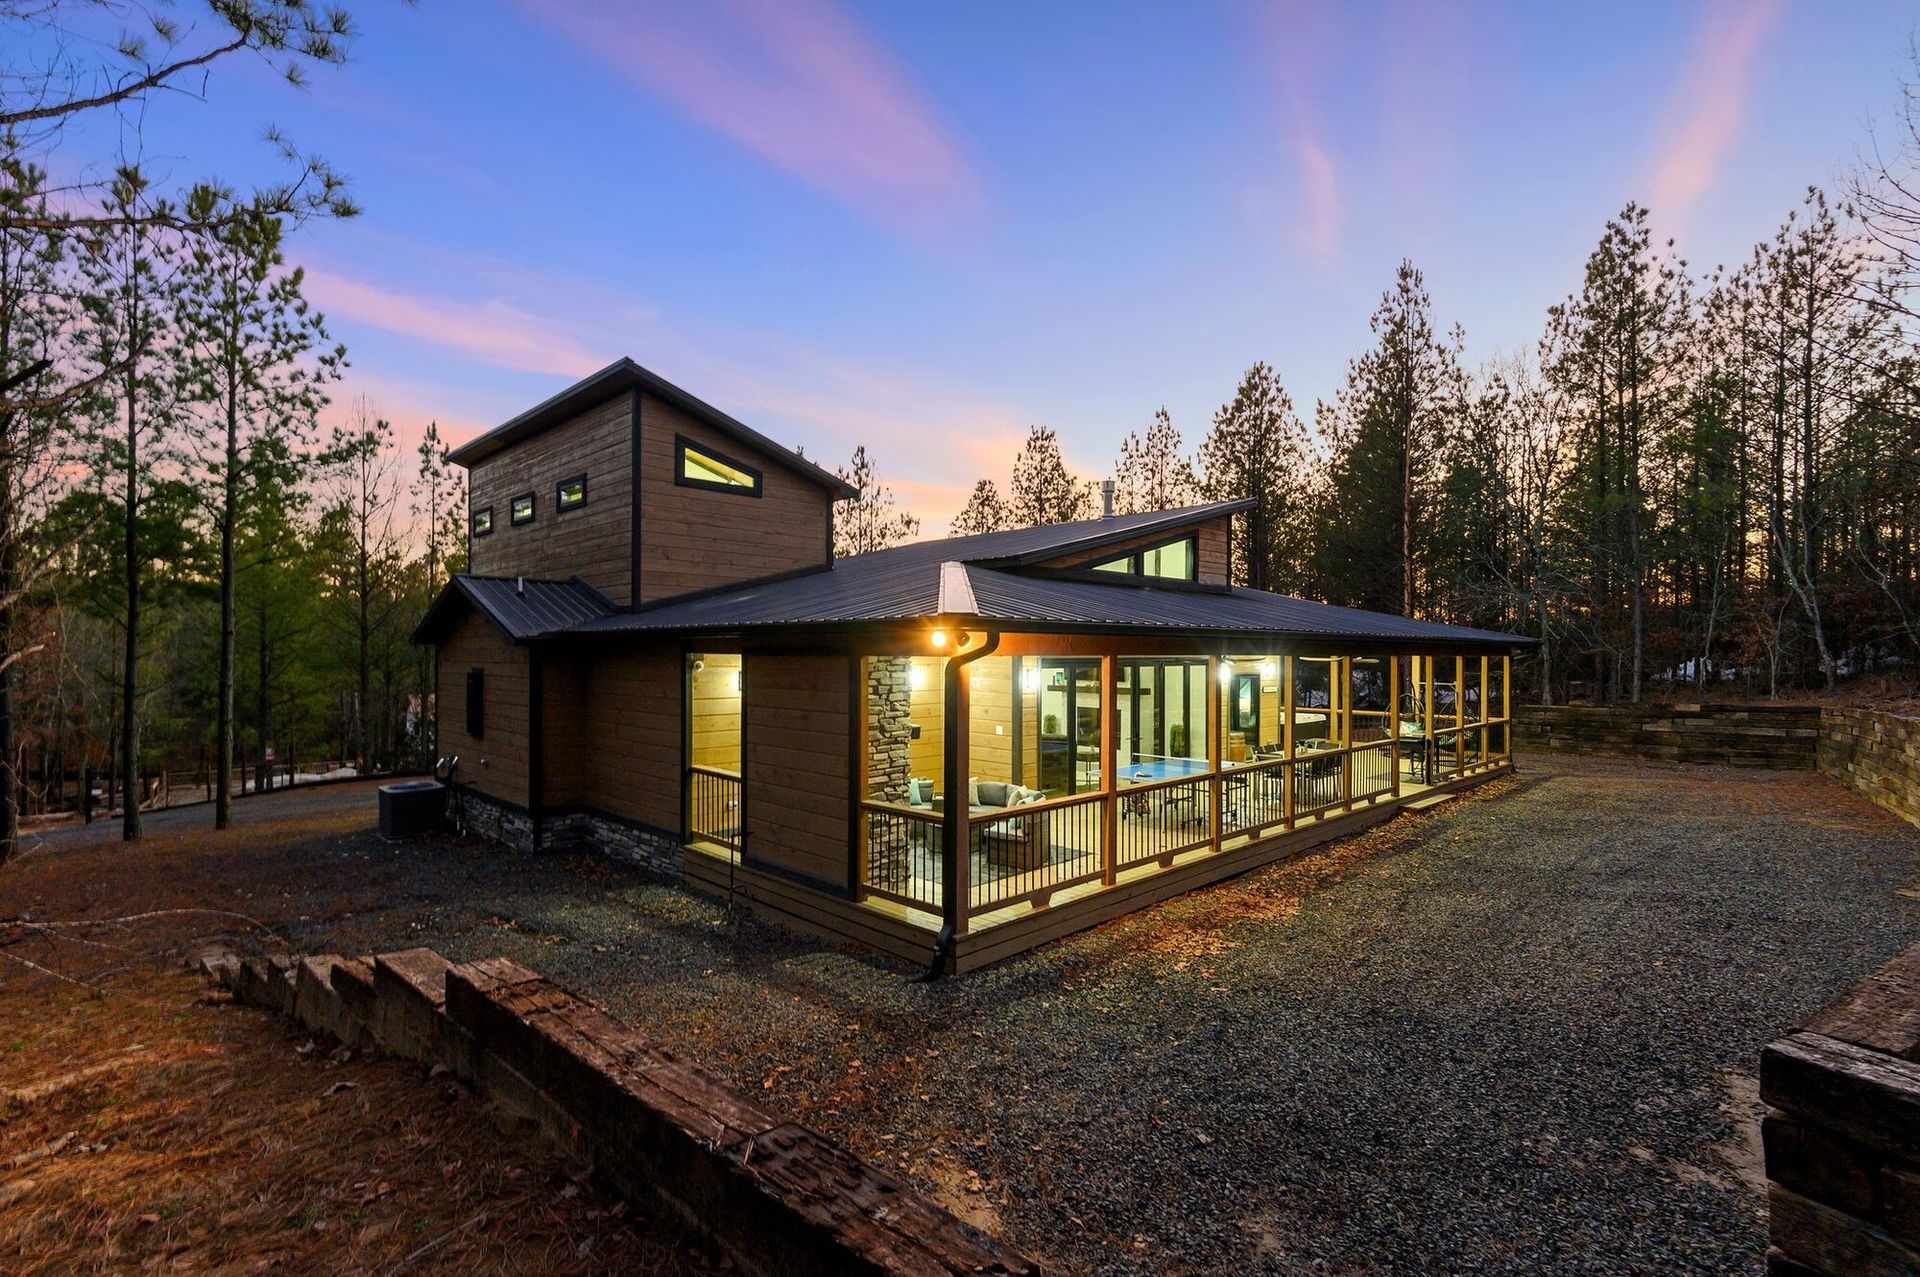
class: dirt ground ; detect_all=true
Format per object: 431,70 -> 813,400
4,759 -> 1919,1274
0,785 -> 710,1276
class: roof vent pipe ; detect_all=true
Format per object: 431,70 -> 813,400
1100,479 -> 1115,519
516,576 -> 525,597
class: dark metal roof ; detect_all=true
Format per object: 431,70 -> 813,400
963,568 -> 1527,647
564,502 -> 1532,651
569,502 -> 1250,634
446,357 -> 858,499
411,575 -> 616,645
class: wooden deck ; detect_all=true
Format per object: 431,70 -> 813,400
681,762 -> 1512,973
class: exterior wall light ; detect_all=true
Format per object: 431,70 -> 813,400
1217,659 -> 1235,684
909,664 -> 927,691
930,629 -> 949,649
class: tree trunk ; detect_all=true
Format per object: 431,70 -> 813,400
121,359 -> 141,842
215,371 -> 238,828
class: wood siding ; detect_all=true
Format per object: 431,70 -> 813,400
437,612 -> 530,806
574,641 -> 684,831
637,396 -> 833,603
1040,515 -> 1231,584
744,653 -> 851,885
468,394 -> 634,604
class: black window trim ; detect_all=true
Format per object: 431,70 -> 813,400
509,490 -> 536,526
1090,531 -> 1198,580
674,434 -> 763,497
471,505 -> 495,537
556,472 -> 588,512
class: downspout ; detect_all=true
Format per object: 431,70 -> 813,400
921,627 -> 1000,981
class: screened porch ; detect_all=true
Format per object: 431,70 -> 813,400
856,641 -> 1511,935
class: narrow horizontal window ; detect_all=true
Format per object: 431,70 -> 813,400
557,473 -> 587,512
1088,533 -> 1197,581
675,435 -> 762,497
510,492 -> 536,525
471,506 -> 494,537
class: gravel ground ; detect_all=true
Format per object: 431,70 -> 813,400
21,755 -> 1918,1274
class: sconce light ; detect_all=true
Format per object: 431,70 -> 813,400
1217,659 -> 1235,685
730,669 -> 742,694
908,664 -> 926,691
929,629 -> 949,650
1021,667 -> 1041,694
1259,660 -> 1277,680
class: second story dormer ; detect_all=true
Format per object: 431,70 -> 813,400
449,359 -> 858,606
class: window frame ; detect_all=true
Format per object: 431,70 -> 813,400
471,505 -> 494,538
1087,532 -> 1198,581
509,491 -> 536,526
556,473 -> 588,513
674,434 -> 763,498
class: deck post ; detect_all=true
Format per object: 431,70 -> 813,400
1207,656 -> 1222,852
1389,655 -> 1401,799
1101,653 -> 1117,887
1502,654 -> 1512,762
1480,654 -> 1490,770
1340,657 -> 1354,813
940,634 -> 996,948
851,655 -> 869,897
1454,655 -> 1466,776
1281,654 -> 1295,829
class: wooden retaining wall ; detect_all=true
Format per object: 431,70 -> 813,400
1515,703 -> 1920,830
1761,941 -> 1920,1276
1513,704 -> 1821,768
206,948 -> 1036,1277
1818,708 -> 1920,830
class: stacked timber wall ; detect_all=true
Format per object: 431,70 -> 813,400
1513,704 -> 1821,767
1761,942 -> 1920,1276
1818,708 -> 1920,829
205,948 -> 1036,1277
1515,703 -> 1920,830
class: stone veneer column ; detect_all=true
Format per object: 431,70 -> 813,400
867,658 -> 913,803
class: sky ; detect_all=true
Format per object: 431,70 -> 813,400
28,0 -> 1920,531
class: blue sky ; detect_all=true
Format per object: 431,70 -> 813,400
37,0 -> 1918,529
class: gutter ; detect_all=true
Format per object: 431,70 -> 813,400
922,627 -> 1001,981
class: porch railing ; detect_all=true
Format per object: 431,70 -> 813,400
861,802 -> 943,912
970,791 -> 1106,913
687,765 -> 742,853
1116,774 -> 1214,870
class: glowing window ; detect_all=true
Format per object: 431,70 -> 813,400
675,437 -> 762,497
556,474 -> 587,511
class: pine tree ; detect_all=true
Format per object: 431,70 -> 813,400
1111,407 -> 1194,514
175,193 -> 340,827
413,421 -> 465,586
1007,426 -> 1092,527
949,480 -> 1007,537
77,168 -> 180,841
1195,362 -> 1309,592
833,445 -> 920,556
1311,262 -> 1465,616
0,156 -> 72,862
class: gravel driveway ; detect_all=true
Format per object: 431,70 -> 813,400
229,755 -> 1920,1274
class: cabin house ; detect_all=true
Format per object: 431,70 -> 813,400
414,359 -> 1529,973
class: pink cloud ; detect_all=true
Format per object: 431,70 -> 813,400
302,269 -> 608,379
1251,1 -> 1345,261
516,0 -> 980,231
1647,0 -> 1782,224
